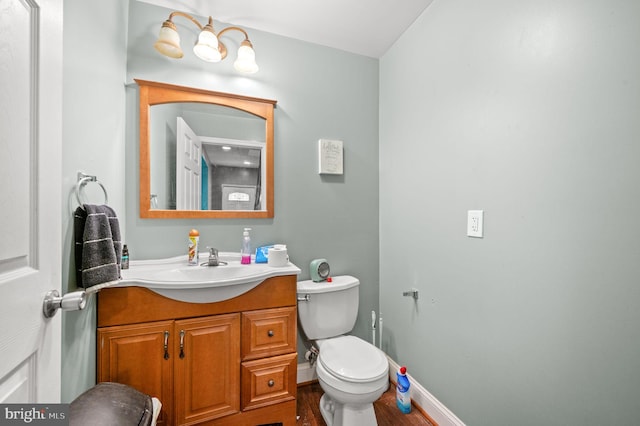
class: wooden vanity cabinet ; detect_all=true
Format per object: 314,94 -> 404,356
97,275 -> 297,426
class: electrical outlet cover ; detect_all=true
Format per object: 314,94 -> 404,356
467,210 -> 484,238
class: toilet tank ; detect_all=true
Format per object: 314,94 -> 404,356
297,275 -> 359,340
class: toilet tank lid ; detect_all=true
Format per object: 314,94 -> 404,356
297,275 -> 359,293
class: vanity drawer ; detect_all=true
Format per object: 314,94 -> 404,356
241,353 -> 297,411
241,307 -> 296,360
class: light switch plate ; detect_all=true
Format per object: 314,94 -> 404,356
467,210 -> 484,238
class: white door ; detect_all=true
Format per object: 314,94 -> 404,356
0,0 -> 62,403
176,117 -> 202,210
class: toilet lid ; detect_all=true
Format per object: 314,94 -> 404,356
319,336 -> 388,383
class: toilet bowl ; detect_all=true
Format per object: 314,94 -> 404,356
297,276 -> 389,426
316,335 -> 389,425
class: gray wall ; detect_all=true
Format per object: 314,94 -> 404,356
61,0 -> 379,401
380,0 -> 640,425
61,0 -> 129,402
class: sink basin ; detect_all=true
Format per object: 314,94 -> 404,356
114,252 -> 300,303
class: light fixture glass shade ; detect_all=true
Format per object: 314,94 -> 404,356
234,41 -> 259,74
154,23 -> 184,58
193,27 -> 222,62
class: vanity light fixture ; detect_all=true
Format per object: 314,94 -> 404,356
154,11 -> 259,74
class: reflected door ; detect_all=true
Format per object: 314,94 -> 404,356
176,117 -> 202,210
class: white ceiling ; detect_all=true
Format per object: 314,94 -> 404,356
138,0 -> 435,58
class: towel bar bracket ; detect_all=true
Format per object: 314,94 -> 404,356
77,171 -> 96,182
43,290 -> 87,318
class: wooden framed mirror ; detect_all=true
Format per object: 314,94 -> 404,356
136,79 -> 276,218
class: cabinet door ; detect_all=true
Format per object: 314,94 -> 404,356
174,313 -> 241,425
98,321 -> 173,426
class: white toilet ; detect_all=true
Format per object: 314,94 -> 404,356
297,276 -> 389,426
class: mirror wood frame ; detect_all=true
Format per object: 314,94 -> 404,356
136,79 -> 276,219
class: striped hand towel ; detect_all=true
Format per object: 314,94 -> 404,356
74,204 -> 122,289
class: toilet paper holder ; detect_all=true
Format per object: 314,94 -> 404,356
402,289 -> 419,300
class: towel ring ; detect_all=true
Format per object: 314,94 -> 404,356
75,172 -> 108,207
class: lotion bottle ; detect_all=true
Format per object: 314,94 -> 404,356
241,228 -> 252,264
188,229 -> 199,265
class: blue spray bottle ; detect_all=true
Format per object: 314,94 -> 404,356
396,366 -> 411,413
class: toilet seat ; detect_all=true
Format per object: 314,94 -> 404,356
318,335 -> 388,383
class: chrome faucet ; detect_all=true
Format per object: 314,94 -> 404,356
208,248 -> 219,266
200,247 -> 228,266
200,247 -> 221,266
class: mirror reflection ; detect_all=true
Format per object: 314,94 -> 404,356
150,103 -> 266,211
137,79 -> 276,219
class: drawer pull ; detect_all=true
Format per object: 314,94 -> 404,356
267,330 -> 274,337
268,379 -> 275,387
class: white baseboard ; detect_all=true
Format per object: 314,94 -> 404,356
297,358 -> 465,426
297,361 -> 317,384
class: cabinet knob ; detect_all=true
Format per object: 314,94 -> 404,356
267,330 -> 274,337
268,379 -> 275,387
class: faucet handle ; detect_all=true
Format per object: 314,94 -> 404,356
205,246 -> 218,256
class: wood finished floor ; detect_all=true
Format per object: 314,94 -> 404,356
296,381 -> 434,426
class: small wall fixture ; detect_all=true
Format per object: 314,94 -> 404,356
154,11 -> 259,74
402,289 -> 419,300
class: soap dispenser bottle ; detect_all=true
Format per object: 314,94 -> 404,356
241,228 -> 252,264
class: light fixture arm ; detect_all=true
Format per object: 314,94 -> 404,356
217,26 -> 250,39
215,26 -> 252,60
165,11 -> 207,31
